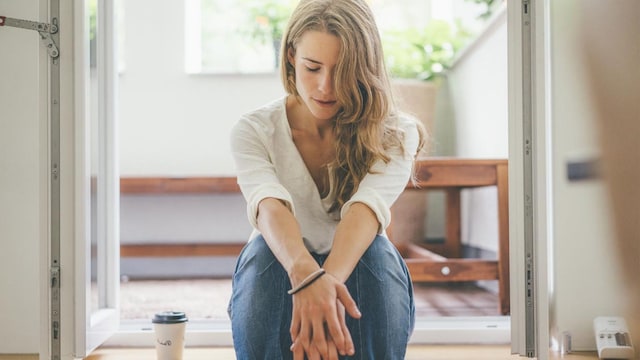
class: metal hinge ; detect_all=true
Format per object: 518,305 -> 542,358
51,266 -> 60,288
51,266 -> 61,359
0,16 -> 59,58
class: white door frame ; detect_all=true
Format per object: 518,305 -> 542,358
40,0 -> 120,358
72,0 -> 120,355
34,0 -> 554,356
507,0 -> 552,358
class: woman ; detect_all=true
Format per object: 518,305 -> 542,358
228,0 -> 426,358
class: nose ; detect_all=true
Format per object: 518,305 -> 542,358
318,70 -> 334,94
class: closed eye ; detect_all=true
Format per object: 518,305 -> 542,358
306,66 -> 320,72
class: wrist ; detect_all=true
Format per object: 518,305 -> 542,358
322,265 -> 348,283
287,268 -> 326,295
288,258 -> 320,284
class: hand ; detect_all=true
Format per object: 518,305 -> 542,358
289,272 -> 361,359
290,301 -> 351,360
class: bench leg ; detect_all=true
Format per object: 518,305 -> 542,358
497,163 -> 510,315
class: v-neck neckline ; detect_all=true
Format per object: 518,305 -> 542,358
281,99 -> 333,202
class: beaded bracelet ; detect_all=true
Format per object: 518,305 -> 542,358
287,268 -> 326,295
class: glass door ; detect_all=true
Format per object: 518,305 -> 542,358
74,0 -> 120,355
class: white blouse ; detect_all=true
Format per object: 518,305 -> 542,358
230,97 -> 420,254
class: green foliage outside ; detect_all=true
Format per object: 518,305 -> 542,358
88,0 -> 97,41
382,20 -> 473,82
242,0 -> 295,44
239,0 -> 480,81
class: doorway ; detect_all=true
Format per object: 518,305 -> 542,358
109,0 -> 511,346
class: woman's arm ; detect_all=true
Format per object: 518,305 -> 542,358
257,197 -> 360,359
290,201 -> 379,359
255,197 -> 318,285
322,202 -> 379,282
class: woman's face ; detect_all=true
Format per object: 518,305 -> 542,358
288,30 -> 342,122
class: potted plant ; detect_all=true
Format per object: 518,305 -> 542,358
382,19 -> 472,141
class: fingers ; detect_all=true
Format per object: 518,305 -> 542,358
325,332 -> 340,360
336,283 -> 361,319
291,338 -> 305,360
289,304 -> 301,340
307,341 -> 321,360
310,317 -> 329,358
290,302 -> 303,359
291,309 -> 351,358
291,326 -> 343,360
289,278 -> 360,358
336,301 -> 355,356
290,329 -> 338,360
314,295 -> 353,356
298,315 -> 312,353
323,313 -> 346,355
294,312 -> 328,359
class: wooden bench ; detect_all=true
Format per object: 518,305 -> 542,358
120,158 -> 509,315
120,176 -> 245,257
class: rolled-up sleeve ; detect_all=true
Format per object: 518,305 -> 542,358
230,117 -> 294,230
340,117 -> 420,232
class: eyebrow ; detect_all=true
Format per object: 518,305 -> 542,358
301,57 -> 322,65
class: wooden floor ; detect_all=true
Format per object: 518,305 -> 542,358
1,282 -> 603,359
0,346 -> 599,359
0,345 -> 598,360
85,346 -> 599,360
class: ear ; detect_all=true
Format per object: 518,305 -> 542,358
287,47 -> 295,66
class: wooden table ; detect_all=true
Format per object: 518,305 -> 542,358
390,158 -> 509,315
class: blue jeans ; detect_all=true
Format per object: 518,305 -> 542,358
227,235 -> 415,359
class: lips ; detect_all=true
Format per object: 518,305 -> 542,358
314,98 -> 337,107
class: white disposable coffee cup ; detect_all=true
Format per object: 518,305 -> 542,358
152,311 -> 188,360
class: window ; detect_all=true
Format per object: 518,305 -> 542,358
186,0 -> 294,74
185,0 -> 494,75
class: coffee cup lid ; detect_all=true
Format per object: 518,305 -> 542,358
152,311 -> 188,324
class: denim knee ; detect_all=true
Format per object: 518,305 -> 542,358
228,234 -> 415,359
345,235 -> 415,359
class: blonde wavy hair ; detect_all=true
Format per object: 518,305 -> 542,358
280,0 -> 426,212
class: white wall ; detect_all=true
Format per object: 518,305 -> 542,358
118,0 -> 283,176
547,0 -> 628,351
0,0 -> 45,354
116,0 -> 281,268
441,7 -> 508,252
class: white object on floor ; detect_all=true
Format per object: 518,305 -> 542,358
594,316 -> 635,359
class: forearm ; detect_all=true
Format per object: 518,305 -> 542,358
323,202 -> 380,282
256,198 -> 319,283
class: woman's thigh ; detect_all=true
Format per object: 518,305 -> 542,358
228,236 -> 293,359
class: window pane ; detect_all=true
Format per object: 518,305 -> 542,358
200,0 -> 289,73
194,0 -> 491,75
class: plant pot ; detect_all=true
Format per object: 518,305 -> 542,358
392,79 -> 437,150
389,79 -> 438,245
